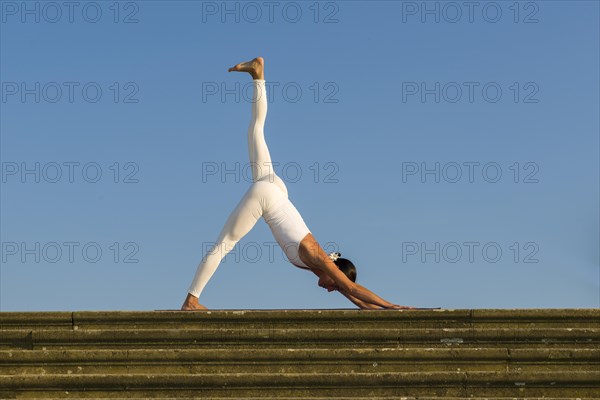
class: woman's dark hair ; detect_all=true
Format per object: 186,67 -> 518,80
333,254 -> 357,282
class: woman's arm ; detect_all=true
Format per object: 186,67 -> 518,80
339,290 -> 384,309
300,236 -> 410,309
341,281 -> 401,309
338,285 -> 415,309
307,266 -> 382,309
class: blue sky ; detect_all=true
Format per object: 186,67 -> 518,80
1,0 -> 598,311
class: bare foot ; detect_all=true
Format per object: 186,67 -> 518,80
228,56 -> 264,80
181,293 -> 208,311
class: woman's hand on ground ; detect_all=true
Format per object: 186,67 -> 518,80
385,304 -> 417,310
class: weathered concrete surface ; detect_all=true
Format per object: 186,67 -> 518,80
2,327 -> 598,349
2,308 -> 598,329
0,309 -> 598,398
1,347 -> 598,375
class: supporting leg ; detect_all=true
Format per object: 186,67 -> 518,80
183,185 -> 265,309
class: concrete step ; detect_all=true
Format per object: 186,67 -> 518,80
1,327 -> 598,350
4,396 -> 599,400
1,309 -> 598,331
3,398 -> 599,400
1,309 -> 597,399
1,371 -> 599,397
1,348 -> 597,375
0,327 -> 600,350
3,398 -> 600,400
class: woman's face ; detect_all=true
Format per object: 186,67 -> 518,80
318,274 -> 338,292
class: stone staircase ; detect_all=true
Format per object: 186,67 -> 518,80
0,309 -> 598,399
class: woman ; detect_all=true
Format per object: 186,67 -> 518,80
181,57 -> 414,311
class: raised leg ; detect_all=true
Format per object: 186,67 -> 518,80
230,57 -> 288,195
247,78 -> 273,181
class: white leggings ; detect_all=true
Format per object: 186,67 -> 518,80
188,80 -> 291,298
